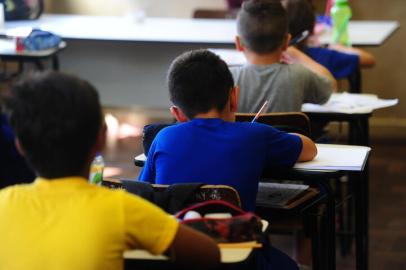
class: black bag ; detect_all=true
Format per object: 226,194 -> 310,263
1,0 -> 44,21
121,180 -> 204,214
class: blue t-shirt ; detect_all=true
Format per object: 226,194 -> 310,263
305,47 -> 360,79
138,118 -> 302,211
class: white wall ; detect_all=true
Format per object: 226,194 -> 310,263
45,0 -> 226,18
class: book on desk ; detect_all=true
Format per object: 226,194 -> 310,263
256,182 -> 319,209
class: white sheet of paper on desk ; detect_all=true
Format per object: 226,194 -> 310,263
302,92 -> 398,114
294,144 -> 371,171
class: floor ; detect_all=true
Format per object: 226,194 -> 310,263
102,108 -> 406,270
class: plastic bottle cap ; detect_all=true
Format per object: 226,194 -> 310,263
334,0 -> 349,4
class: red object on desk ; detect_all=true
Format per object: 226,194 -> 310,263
15,37 -> 24,52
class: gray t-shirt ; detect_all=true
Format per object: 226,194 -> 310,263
230,63 -> 333,113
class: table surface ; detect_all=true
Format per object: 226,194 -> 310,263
124,219 -> 269,264
1,14 -> 399,46
135,143 -> 371,172
0,39 -> 66,57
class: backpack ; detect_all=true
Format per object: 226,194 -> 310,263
1,0 -> 44,21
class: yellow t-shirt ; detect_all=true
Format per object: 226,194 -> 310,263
0,177 -> 179,270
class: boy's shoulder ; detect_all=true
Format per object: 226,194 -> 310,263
230,62 -> 311,76
0,182 -> 36,197
154,120 -> 279,139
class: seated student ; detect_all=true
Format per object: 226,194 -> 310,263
0,72 -> 220,270
281,0 -> 376,79
139,49 -> 317,270
139,49 -> 316,211
0,111 -> 35,188
230,0 -> 336,113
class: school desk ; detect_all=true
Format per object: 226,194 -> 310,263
134,143 -> 371,270
123,220 -> 268,270
0,38 -> 66,75
302,94 -> 397,270
303,92 -> 398,146
0,15 -> 398,107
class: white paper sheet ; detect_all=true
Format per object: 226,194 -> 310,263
294,144 -> 371,171
302,92 -> 398,114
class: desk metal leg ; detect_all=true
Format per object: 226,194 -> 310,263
349,117 -> 370,146
353,169 -> 369,270
319,181 -> 336,270
349,117 -> 370,270
52,55 -> 60,71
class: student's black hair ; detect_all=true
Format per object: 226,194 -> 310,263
4,71 -> 103,178
281,0 -> 315,48
237,0 -> 288,54
167,49 -> 234,119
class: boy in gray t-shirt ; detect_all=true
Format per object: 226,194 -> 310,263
231,0 -> 336,113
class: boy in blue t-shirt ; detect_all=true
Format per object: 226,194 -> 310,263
282,0 -> 376,79
139,49 -> 317,211
139,49 -> 317,270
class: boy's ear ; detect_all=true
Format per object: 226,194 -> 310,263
15,138 -> 26,157
230,86 -> 239,113
235,36 -> 245,52
170,106 -> 188,122
282,33 -> 292,51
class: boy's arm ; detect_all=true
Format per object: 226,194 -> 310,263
123,193 -> 220,269
291,133 -> 317,162
328,44 -> 376,68
282,46 -> 338,91
165,224 -> 220,270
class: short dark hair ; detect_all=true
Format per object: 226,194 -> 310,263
281,0 -> 315,45
4,72 -> 103,178
237,0 -> 288,54
167,50 -> 234,119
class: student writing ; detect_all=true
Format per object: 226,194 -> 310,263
139,49 -> 318,270
230,0 -> 336,113
281,0 -> 376,79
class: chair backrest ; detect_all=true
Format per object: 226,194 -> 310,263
235,112 -> 312,137
185,185 -> 241,208
102,179 -> 242,213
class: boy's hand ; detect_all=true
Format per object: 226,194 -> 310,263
281,46 -> 305,64
165,224 -> 220,269
282,46 -> 337,91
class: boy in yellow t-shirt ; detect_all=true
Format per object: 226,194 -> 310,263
0,72 -> 219,270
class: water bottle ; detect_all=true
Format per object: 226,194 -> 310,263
330,0 -> 352,46
89,153 -> 104,185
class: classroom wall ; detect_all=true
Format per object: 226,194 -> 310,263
44,0 -> 406,138
44,0 -> 225,17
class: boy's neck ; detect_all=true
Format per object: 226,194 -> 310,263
243,49 -> 283,65
193,109 -> 235,122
